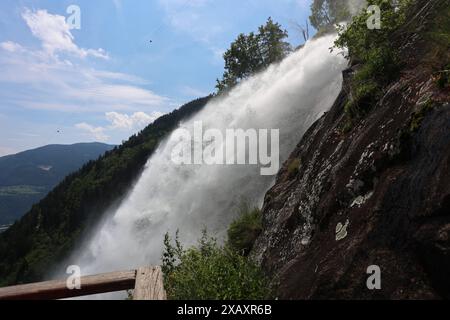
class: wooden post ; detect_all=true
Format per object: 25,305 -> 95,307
133,266 -> 167,300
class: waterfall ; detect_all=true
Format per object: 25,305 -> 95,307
68,34 -> 347,283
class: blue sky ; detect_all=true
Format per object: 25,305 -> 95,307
0,0 -> 313,156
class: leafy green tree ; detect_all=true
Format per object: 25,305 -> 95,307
216,18 -> 291,93
258,17 -> 290,65
216,33 -> 262,92
224,33 -> 262,80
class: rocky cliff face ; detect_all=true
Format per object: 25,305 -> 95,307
253,1 -> 450,299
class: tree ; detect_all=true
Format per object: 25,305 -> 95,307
216,18 -> 291,93
223,32 -> 262,80
258,17 -> 290,65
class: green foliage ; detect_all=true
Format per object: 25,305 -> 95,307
427,2 -> 450,89
334,0 -> 413,129
343,79 -> 379,119
258,18 -> 292,66
227,204 -> 262,256
427,3 -> 450,48
335,0 -> 412,65
436,63 -> 450,89
162,230 -> 184,276
216,18 -> 291,93
162,230 -> 269,300
287,158 -> 302,177
342,119 -> 354,134
0,96 -> 212,286
396,100 -> 436,162
409,100 -> 435,133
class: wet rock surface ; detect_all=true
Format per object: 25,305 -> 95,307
253,2 -> 450,299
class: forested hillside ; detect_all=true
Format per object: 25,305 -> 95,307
0,96 -> 211,286
0,143 -> 115,225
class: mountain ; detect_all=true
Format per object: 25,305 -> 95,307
0,96 -> 211,286
0,143 -> 115,225
252,0 -> 450,299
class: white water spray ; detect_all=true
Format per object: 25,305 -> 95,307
69,35 -> 347,281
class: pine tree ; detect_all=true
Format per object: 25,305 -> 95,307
216,18 -> 291,93
258,17 -> 290,65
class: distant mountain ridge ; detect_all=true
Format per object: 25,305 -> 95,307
0,143 -> 115,225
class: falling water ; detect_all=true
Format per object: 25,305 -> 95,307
67,35 -> 347,284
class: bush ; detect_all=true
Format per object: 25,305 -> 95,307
409,100 -> 435,133
162,230 -> 270,300
344,79 -> 379,119
227,204 -> 263,256
436,63 -> 450,89
334,0 -> 413,126
287,158 -> 302,177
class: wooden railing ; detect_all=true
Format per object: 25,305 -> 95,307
0,266 -> 166,300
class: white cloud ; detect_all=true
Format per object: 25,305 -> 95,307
75,123 -> 109,142
0,41 -> 24,53
0,7 -> 170,114
75,111 -> 164,142
87,70 -> 150,84
106,111 -> 164,130
21,8 -> 108,59
79,85 -> 167,107
0,50 -> 169,112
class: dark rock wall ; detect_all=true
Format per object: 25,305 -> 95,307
253,1 -> 450,299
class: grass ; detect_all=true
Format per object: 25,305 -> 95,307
227,204 -> 263,256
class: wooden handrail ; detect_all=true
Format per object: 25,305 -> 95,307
0,266 -> 166,300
